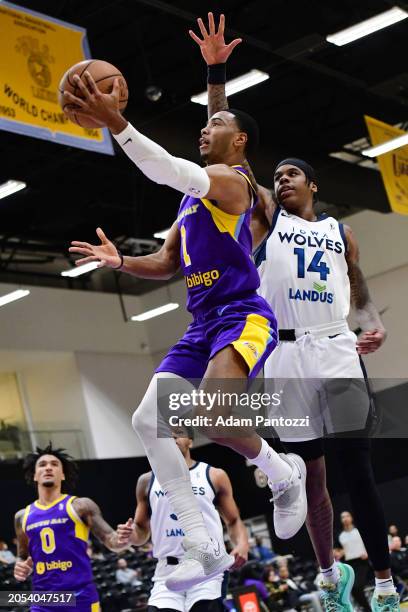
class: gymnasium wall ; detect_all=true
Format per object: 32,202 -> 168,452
0,350 -> 94,457
76,351 -> 154,459
0,349 -> 156,459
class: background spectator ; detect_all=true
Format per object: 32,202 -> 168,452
250,535 -> 276,563
87,543 -> 105,561
388,524 -> 399,545
276,564 -> 301,611
0,541 -> 16,565
338,511 -> 371,612
263,566 -> 290,610
239,563 -> 271,603
116,558 -> 143,587
389,536 -> 408,579
277,565 -> 321,612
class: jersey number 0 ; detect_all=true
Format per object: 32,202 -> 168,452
40,527 -> 56,554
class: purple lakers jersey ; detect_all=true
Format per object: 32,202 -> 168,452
178,165 -> 259,314
22,494 -> 93,590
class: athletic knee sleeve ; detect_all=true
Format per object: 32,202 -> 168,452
132,397 -> 155,437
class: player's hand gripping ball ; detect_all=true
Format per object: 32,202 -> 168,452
58,59 -> 128,128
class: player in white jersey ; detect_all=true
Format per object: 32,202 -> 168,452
118,431 -> 249,612
251,160 -> 398,612
190,12 -> 399,612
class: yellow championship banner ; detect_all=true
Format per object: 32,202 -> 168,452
0,1 -> 113,154
365,115 -> 408,215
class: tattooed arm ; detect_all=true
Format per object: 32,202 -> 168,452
345,225 -> 386,354
190,13 -> 260,195
189,13 -> 240,118
250,185 -> 277,249
73,497 -> 133,552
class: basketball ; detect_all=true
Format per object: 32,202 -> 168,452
58,59 -> 128,128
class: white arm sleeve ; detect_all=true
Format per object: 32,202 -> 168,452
112,122 -> 210,198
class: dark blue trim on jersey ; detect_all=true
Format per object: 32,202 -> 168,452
147,472 -> 155,518
253,205 -> 281,267
206,464 -> 216,495
189,461 -> 200,471
338,222 -> 348,254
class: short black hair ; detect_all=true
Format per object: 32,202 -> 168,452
229,108 -> 259,157
274,157 -> 318,204
23,442 -> 79,491
173,425 -> 194,440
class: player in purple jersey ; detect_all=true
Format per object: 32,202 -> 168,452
193,12 -> 399,612
65,50 -> 308,591
14,444 -> 134,611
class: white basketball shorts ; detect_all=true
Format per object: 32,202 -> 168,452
264,330 -> 371,441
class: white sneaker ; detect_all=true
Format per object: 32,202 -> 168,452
165,538 -> 234,592
269,453 -> 307,539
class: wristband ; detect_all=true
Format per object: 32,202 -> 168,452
207,63 -> 226,85
113,250 -> 124,270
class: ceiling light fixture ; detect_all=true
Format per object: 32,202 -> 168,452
191,69 -> 269,105
61,262 -> 100,277
362,132 -> 408,158
0,289 -> 30,308
326,6 -> 408,46
0,180 -> 27,200
131,302 -> 179,322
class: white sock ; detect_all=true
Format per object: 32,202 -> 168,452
132,373 -> 211,545
251,438 -> 292,482
374,577 -> 396,596
320,562 -> 340,585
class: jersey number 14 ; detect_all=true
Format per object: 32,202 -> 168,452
294,248 -> 330,281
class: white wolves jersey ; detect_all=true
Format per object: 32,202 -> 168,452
148,462 -> 224,560
255,208 -> 350,328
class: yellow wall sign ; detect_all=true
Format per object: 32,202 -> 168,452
365,116 -> 408,215
0,1 -> 113,154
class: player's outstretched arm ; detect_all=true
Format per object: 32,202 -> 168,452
210,467 -> 249,569
345,225 -> 386,354
64,74 -> 211,200
64,72 -> 249,213
117,473 -> 151,547
14,509 -> 33,581
190,13 -> 259,198
73,497 -> 132,552
189,12 -> 241,118
127,472 -> 152,546
69,222 -> 180,279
